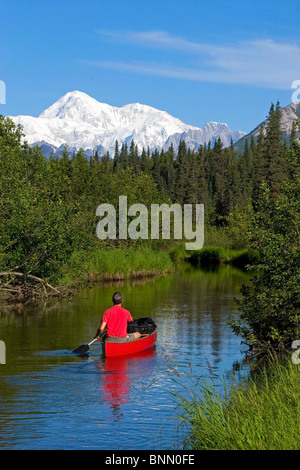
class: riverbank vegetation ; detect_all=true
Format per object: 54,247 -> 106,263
189,246 -> 260,268
59,245 -> 174,286
175,357 -> 300,450
231,119 -> 300,352
0,102 -> 299,312
173,105 -> 300,450
1,101 -> 300,449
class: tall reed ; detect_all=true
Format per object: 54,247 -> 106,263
174,357 -> 300,450
60,245 -> 174,285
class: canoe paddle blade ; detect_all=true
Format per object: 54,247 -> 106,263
72,344 -> 90,355
72,335 -> 103,356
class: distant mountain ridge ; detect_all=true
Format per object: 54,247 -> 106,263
10,90 -> 246,157
234,101 -> 300,153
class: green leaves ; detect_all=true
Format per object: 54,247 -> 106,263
232,144 -> 300,349
0,119 -> 165,284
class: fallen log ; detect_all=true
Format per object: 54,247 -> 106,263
0,271 -> 65,300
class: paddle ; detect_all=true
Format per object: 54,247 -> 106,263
72,331 -> 105,356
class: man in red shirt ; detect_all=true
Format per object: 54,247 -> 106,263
94,292 -> 141,342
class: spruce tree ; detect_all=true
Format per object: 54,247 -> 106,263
252,125 -> 265,209
163,143 -> 176,201
175,140 -> 188,203
113,140 -> 120,171
263,101 -> 286,191
141,147 -> 152,174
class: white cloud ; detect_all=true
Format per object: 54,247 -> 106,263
97,30 -> 211,53
93,31 -> 300,89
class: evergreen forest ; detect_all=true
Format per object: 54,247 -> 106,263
1,101 -> 300,349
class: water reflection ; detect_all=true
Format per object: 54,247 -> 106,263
95,348 -> 157,421
0,265 -> 252,449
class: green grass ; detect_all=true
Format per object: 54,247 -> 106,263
174,358 -> 300,450
189,246 -> 260,268
204,225 -> 233,248
188,224 -> 259,268
197,224 -> 260,268
59,244 -> 175,286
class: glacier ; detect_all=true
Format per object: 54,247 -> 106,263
9,90 -> 245,157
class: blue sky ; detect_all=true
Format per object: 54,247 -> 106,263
0,0 -> 300,133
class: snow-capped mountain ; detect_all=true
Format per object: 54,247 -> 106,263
10,91 -> 245,157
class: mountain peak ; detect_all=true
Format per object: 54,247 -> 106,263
39,90 -> 114,124
10,91 -> 246,157
234,101 -> 300,153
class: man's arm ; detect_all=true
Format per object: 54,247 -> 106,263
94,321 -> 107,339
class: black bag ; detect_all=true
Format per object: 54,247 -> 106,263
127,317 -> 156,334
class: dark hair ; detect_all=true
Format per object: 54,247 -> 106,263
112,292 -> 123,305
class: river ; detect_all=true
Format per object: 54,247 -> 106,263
0,264 -> 252,450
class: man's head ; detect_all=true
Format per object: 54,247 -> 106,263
112,292 -> 123,305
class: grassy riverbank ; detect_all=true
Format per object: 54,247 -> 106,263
184,222 -> 259,269
175,357 -> 300,450
58,225 -> 254,288
59,244 -> 177,286
189,246 -> 260,269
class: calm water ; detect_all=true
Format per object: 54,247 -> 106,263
0,264 -> 251,450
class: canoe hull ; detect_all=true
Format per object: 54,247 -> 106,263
103,329 -> 157,358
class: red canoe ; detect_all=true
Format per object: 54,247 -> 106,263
102,329 -> 157,358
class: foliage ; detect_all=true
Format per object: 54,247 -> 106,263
0,102 -> 297,297
231,121 -> 300,349
59,245 -> 174,285
189,246 -> 259,269
174,357 -> 300,450
0,117 -> 166,285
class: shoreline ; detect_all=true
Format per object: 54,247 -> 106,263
0,245 -> 256,306
0,265 -> 176,306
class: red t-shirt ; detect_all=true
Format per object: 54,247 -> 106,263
102,305 -> 133,338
